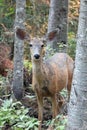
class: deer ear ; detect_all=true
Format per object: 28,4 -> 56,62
46,28 -> 60,41
16,28 -> 30,41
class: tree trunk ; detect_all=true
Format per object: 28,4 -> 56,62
66,0 -> 87,130
13,0 -> 26,100
47,0 -> 68,52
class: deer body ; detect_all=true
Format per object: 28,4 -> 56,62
33,53 -> 70,97
29,38 -> 74,130
16,29 -> 74,130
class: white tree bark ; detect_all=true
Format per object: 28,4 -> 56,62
47,0 -> 68,52
67,0 -> 87,129
13,0 -> 26,100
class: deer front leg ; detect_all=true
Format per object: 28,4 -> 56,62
37,95 -> 43,130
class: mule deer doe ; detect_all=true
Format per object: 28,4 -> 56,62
16,28 -> 74,130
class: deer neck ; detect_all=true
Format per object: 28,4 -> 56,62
32,59 -> 44,79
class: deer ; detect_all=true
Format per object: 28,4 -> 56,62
16,28 -> 74,130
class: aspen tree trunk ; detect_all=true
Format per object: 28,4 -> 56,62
47,0 -> 68,52
13,0 -> 26,100
67,0 -> 87,129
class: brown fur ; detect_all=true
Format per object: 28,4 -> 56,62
30,39 -> 74,130
16,29 -> 74,130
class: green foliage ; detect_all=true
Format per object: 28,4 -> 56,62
0,75 -> 6,83
24,60 -> 32,71
0,0 -> 15,42
0,0 -> 15,28
60,89 -> 68,99
0,99 -> 39,130
45,45 -> 56,59
68,32 -> 76,59
45,114 -> 67,130
0,75 -> 10,99
52,115 -> 67,130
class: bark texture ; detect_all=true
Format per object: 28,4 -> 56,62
47,0 -> 68,52
67,0 -> 87,130
13,0 -> 26,100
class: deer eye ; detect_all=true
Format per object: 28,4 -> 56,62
29,44 -> 32,47
41,44 -> 44,48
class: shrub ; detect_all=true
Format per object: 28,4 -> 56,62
0,99 -> 39,130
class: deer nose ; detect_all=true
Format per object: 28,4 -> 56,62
34,54 -> 40,59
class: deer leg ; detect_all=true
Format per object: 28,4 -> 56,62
37,95 -> 43,130
51,94 -> 59,118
